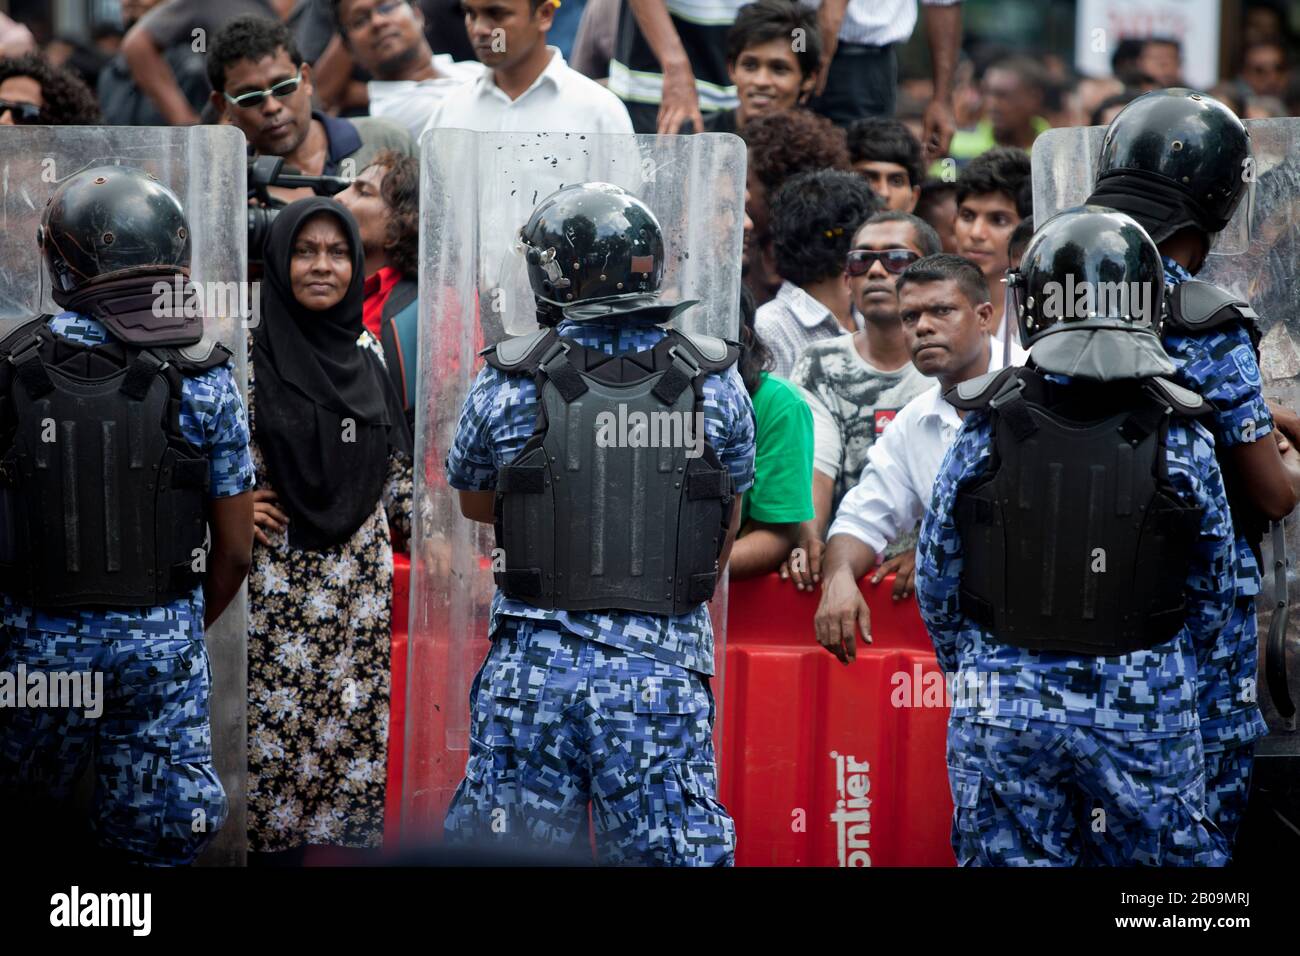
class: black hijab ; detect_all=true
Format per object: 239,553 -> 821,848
252,197 -> 412,551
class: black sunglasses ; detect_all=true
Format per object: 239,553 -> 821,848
845,248 -> 920,276
0,100 -> 43,124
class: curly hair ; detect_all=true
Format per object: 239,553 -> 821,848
207,16 -> 303,94
741,110 -> 851,195
365,149 -> 420,279
0,54 -> 101,125
769,169 -> 880,286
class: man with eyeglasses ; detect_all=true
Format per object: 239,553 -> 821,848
121,0 -> 280,127
783,211 -> 937,593
0,53 -> 101,126
208,16 -> 412,207
813,253 -> 1025,652
331,0 -> 483,141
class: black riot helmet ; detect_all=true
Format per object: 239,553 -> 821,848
38,164 -> 191,294
1007,205 -> 1175,381
519,183 -> 665,317
1089,88 -> 1252,244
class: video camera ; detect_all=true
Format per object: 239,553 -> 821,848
247,155 -> 353,261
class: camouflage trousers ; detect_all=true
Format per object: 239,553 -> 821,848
947,717 -> 1229,866
1204,743 -> 1255,848
444,619 -> 735,865
0,626 -> 227,865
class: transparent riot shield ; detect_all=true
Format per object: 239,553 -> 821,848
0,126 -> 249,865
1033,118 -> 1300,851
403,131 -> 746,843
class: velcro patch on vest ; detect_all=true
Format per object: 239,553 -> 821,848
686,468 -> 728,500
499,464 -> 547,494
498,568 -> 543,597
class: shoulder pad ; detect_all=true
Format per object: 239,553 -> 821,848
0,316 -> 51,357
667,329 -> 740,372
482,328 -> 556,373
170,339 -> 233,373
1167,280 -> 1258,333
1144,376 -> 1208,417
945,366 -> 1021,411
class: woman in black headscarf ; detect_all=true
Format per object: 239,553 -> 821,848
244,197 -> 413,863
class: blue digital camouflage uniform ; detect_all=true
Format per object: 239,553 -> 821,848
916,384 -> 1236,866
444,317 -> 755,865
0,312 -> 254,865
1163,257 -> 1272,845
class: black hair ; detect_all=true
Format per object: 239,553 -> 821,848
726,0 -> 822,80
915,178 -> 957,219
1111,38 -> 1145,75
956,146 -> 1031,212
769,169 -> 880,287
845,117 -> 923,188
737,285 -> 772,397
367,149 -> 420,278
207,16 -> 304,94
1242,37 -> 1289,64
0,53 -> 100,124
1142,36 -> 1181,55
983,54 -> 1049,98
895,253 -> 990,308
1007,216 -> 1034,263
856,210 -> 942,258
1090,90 -> 1138,126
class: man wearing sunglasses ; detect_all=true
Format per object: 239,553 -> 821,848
813,253 -> 1025,660
784,211 -> 937,594
208,16 -> 412,207
0,52 -> 101,126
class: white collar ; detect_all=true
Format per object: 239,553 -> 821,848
475,46 -> 565,102
914,336 -> 1027,426
777,280 -> 842,331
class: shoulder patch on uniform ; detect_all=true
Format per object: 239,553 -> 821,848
1230,343 -> 1263,387
1146,376 -> 1208,416
946,366 -> 1019,410
1169,279 -> 1257,331
484,328 -> 554,372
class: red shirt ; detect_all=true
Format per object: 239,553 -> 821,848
362,265 -> 404,340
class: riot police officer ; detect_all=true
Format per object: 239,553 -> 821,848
0,166 -> 255,864
443,182 -> 755,864
1087,89 -> 1300,849
915,206 -> 1235,865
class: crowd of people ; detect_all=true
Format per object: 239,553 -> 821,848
2,0 -> 1300,868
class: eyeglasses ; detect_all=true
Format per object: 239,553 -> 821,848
0,100 -> 43,124
845,248 -> 920,276
344,0 -> 408,33
223,68 -> 304,109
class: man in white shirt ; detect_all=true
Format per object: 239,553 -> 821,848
803,0 -> 961,159
335,0 -> 484,141
421,0 -> 634,135
813,253 -> 1025,663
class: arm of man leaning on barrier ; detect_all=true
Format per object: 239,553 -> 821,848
1164,418 -> 1237,666
915,415 -> 992,675
825,396 -> 924,557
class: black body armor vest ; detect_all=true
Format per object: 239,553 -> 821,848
0,316 -> 225,608
484,326 -> 739,617
947,365 -> 1208,656
1165,279 -> 1268,562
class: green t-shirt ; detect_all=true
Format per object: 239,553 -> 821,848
741,371 -> 815,527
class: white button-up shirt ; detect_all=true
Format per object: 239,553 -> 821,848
799,0 -> 963,48
420,46 -> 634,137
368,54 -> 484,141
828,338 -> 1027,558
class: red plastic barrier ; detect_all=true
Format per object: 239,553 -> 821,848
384,560 -> 955,866
721,575 -> 954,866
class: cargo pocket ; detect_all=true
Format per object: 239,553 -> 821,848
445,745 -> 521,845
947,763 -> 992,867
638,758 -> 735,867
1165,775 -> 1229,867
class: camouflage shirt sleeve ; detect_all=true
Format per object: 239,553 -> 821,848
914,414 -> 992,674
1165,325 -> 1273,448
180,364 -> 255,499
706,365 -> 757,495
1163,418 -> 1236,663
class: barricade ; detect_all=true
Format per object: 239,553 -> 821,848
384,559 -> 955,866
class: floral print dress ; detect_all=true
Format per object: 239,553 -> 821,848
245,331 -> 413,851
